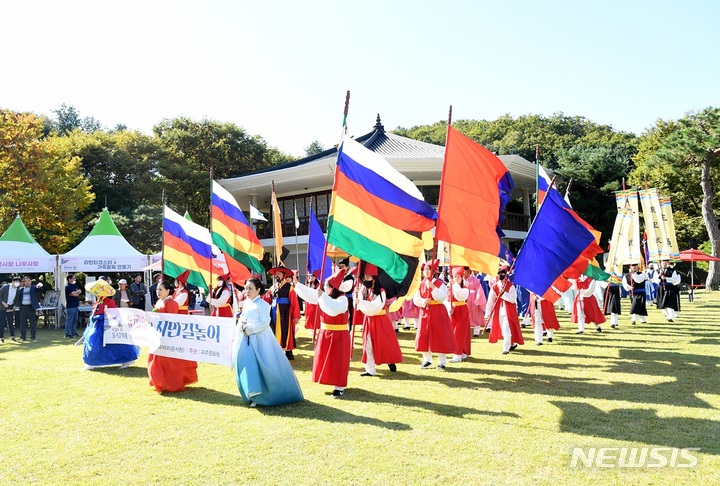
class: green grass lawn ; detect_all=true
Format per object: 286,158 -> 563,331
1,291 -> 719,485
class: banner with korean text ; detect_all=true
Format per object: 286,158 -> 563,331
103,308 -> 235,366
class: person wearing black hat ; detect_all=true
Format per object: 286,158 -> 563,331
653,259 -> 681,322
268,266 -> 301,359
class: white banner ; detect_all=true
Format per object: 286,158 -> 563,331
103,308 -> 236,366
660,196 -> 680,261
614,190 -> 641,265
60,255 -> 148,272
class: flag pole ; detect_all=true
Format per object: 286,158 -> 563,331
294,200 -> 300,274
209,168 -> 215,313
535,145 -> 540,212
315,90 -> 350,345
433,105 -> 453,265
511,175 -> 558,275
271,180 -> 277,266
565,178 -> 573,201
161,189 -> 166,276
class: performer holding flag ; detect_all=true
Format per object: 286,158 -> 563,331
356,263 -> 402,376
485,266 -> 524,354
413,260 -> 458,370
571,275 -> 605,333
295,269 -> 351,398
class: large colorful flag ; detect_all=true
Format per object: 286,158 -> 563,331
537,163 -> 553,205
436,126 -> 514,275
512,189 -> 603,302
163,205 -> 213,291
211,181 -> 265,278
327,137 -> 437,298
307,209 -> 332,281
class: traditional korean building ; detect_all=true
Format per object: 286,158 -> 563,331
219,116 -> 538,275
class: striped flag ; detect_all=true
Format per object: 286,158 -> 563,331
537,163 -> 553,205
211,181 -> 265,278
327,137 -> 436,298
163,206 -> 213,291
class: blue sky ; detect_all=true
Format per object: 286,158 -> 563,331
2,0 -> 718,156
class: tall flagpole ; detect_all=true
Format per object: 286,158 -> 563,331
314,90 -> 350,345
271,180 -> 278,266
433,105 -> 452,266
209,168 -> 214,312
294,200 -> 300,273
535,144 -> 540,212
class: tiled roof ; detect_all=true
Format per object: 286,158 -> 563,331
243,115 -> 443,176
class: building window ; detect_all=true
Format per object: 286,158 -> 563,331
418,185 -> 440,206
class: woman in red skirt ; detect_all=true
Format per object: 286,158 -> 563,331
356,263 -> 402,376
148,280 -> 199,393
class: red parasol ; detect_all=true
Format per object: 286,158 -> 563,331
678,248 -> 720,299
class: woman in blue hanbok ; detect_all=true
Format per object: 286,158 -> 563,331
81,279 -> 140,370
233,278 -> 303,407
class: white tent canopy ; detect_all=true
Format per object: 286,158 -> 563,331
60,209 -> 148,272
0,215 -> 56,273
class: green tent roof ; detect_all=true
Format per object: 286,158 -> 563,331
0,215 -> 39,244
87,208 -> 122,237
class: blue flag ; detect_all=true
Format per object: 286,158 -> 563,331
307,209 -> 332,281
513,190 -> 597,297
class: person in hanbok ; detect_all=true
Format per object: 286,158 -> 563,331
448,266 -> 471,362
295,269 -> 350,398
602,278 -> 622,328
623,264 -> 648,325
355,264 -> 402,376
401,298 -> 419,330
463,267 -> 486,337
233,278 -> 304,407
653,260 -> 681,322
210,274 -> 234,318
485,267 -> 525,354
303,272 -> 322,336
386,297 -> 403,333
413,260 -> 457,369
173,270 -> 191,315
148,280 -> 198,393
529,292 -> 560,345
268,266 -> 301,359
646,263 -> 658,304
80,279 -> 140,370
571,275 -> 605,333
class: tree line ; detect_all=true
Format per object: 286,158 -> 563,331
2,105 -> 718,287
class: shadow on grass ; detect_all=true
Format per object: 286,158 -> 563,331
551,400 -> 720,455
473,347 -> 720,409
255,397 -> 412,430
341,388 -> 519,420
89,365 -> 149,379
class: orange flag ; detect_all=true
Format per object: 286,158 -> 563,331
436,126 -> 514,274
